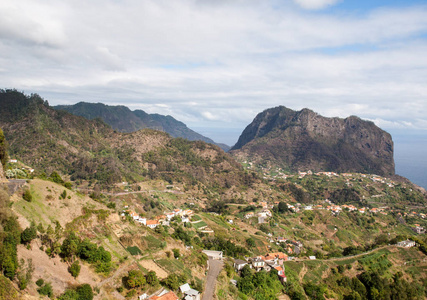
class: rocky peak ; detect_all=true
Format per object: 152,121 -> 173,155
231,106 -> 394,176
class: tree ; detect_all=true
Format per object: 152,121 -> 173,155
246,238 -> 256,248
125,269 -> 146,289
21,223 -> 37,244
76,284 -> 93,300
37,282 -> 53,297
68,260 -> 81,278
278,201 -> 288,213
146,270 -> 158,286
49,171 -> 65,184
61,232 -> 80,260
22,189 -> 33,202
58,289 -> 79,300
172,248 -> 180,259
0,128 -> 8,168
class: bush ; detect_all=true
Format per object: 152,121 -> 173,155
37,282 -> 53,298
22,189 -> 32,202
172,248 -> 180,259
58,289 -> 79,300
76,284 -> 93,300
36,278 -> 44,287
21,225 -> 37,244
124,269 -> 146,289
146,271 -> 158,286
69,260 -> 81,278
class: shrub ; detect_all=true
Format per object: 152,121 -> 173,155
69,260 -> 81,278
36,278 -> 44,287
124,270 -> 146,289
21,225 -> 37,244
22,189 -> 32,202
76,284 -> 93,300
172,248 -> 180,259
37,282 -> 53,298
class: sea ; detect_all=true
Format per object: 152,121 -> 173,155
392,130 -> 427,190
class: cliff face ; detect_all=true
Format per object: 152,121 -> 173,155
231,106 -> 395,176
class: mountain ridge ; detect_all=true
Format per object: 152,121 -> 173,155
54,102 -> 230,151
231,106 -> 395,176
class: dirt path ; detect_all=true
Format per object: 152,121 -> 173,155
202,259 -> 224,300
320,245 -> 390,262
299,263 -> 307,283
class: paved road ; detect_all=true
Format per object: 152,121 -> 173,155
202,259 -> 224,300
6,179 -> 27,194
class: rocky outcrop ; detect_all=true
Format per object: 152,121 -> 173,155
231,106 -> 394,176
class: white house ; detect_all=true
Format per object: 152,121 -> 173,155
180,283 -> 200,300
137,218 -> 147,225
234,259 -> 248,271
146,220 -> 159,229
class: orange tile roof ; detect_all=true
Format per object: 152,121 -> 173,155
146,220 -> 159,225
151,291 -> 179,300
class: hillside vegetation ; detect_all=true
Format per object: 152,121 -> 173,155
0,89 -> 426,299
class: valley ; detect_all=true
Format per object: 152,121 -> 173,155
0,90 -> 426,300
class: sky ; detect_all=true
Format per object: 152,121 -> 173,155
1,0 -> 426,186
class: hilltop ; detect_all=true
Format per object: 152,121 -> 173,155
54,102 -> 230,151
0,89 -> 251,192
231,106 -> 394,176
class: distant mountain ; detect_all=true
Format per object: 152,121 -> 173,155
230,106 -> 395,176
54,102 -> 230,151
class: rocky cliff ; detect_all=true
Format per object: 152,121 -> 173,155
231,106 -> 395,176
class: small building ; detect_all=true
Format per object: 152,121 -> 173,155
146,220 -> 159,229
245,212 -> 254,219
180,283 -> 200,300
234,259 -> 248,271
137,218 -> 147,225
397,240 -> 416,248
202,250 -> 223,260
251,257 -> 265,271
413,226 -> 426,234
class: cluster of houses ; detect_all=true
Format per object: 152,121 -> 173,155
244,208 -> 273,224
234,252 -> 288,284
123,208 -> 194,229
274,237 -> 303,255
405,211 -> 427,219
285,201 -> 388,216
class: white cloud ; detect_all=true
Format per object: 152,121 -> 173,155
292,0 -> 341,10
1,0 -> 427,144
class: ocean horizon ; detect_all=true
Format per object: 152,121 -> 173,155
393,130 -> 427,190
